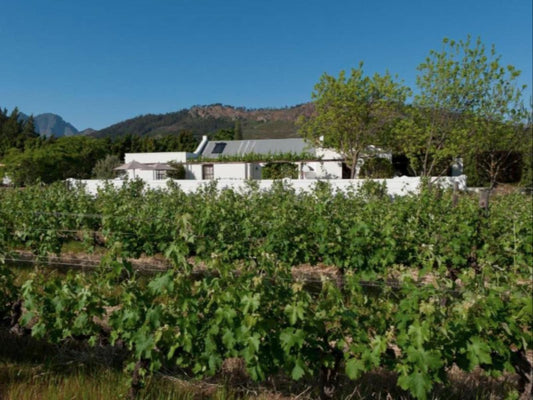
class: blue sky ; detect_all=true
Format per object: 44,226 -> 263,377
1,0 -> 531,130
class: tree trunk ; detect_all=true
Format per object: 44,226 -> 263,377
350,152 -> 360,179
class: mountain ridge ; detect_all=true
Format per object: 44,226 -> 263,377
92,103 -> 314,140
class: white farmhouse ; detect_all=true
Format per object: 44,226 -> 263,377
116,136 -> 391,181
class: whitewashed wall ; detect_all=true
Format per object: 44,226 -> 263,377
303,161 -> 343,179
214,163 -> 248,179
69,175 -> 467,197
184,163 -> 252,179
185,164 -> 203,180
125,152 -> 190,163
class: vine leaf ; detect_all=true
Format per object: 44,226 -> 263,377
345,357 -> 365,380
466,336 -> 492,370
291,358 -> 306,380
397,370 -> 431,400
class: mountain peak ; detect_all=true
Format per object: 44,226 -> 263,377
33,113 -> 78,137
18,112 -> 79,137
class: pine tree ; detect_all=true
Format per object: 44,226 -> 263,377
21,115 -> 39,140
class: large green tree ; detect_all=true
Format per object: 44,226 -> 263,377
3,136 -> 108,186
92,154 -> 122,179
465,42 -> 529,188
299,64 -> 409,178
398,36 -> 529,180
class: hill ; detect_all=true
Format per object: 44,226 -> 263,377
92,103 -> 314,140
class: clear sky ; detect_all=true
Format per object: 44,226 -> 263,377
1,0 -> 531,130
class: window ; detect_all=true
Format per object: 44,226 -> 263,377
202,164 -> 214,180
154,170 -> 167,180
212,143 -> 226,154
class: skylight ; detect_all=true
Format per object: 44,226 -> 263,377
212,143 -> 226,154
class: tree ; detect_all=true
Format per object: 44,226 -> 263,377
398,36 -> 529,181
92,154 -> 122,179
359,157 -> 394,179
3,136 -> 108,186
234,120 -> 243,140
465,41 -> 529,188
212,128 -> 234,141
166,161 -> 186,179
299,64 -> 409,178
175,130 -> 198,152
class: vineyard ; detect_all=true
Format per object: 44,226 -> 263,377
0,180 -> 531,399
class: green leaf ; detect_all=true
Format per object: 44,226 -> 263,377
222,328 -> 236,350
397,370 -> 432,400
280,328 -> 305,353
133,328 -> 155,359
291,358 -> 306,380
466,337 -> 492,370
345,357 -> 365,380
406,346 -> 442,372
148,272 -> 174,295
284,302 -> 305,325
241,293 -> 261,314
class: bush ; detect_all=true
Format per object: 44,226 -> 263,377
261,162 -> 298,179
92,154 -> 122,179
359,157 -> 394,178
167,161 -> 186,179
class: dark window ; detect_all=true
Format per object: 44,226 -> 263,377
202,164 -> 214,180
154,170 -> 167,180
212,143 -> 226,154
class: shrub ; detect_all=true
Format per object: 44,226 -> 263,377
167,161 -> 186,179
262,162 -> 298,179
92,154 -> 122,179
359,157 -> 394,178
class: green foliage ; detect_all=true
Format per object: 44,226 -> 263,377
166,161 -> 186,179
261,162 -> 298,179
2,136 -> 108,186
398,36 -> 528,180
92,154 -> 122,179
0,107 -> 40,158
234,120 -> 243,140
359,157 -> 394,178
211,128 -> 234,141
299,63 -> 409,178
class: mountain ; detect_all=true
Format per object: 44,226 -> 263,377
34,113 -> 78,137
92,103 -> 315,140
78,128 -> 96,135
19,112 -> 79,137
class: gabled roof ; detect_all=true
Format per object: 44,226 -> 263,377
201,138 -> 314,158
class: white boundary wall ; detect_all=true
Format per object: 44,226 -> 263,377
68,175 -> 467,196
125,152 -> 190,163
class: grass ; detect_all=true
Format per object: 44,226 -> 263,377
0,327 -> 200,400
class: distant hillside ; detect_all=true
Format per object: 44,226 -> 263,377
92,104 -> 315,140
19,113 -> 79,137
78,128 -> 96,135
